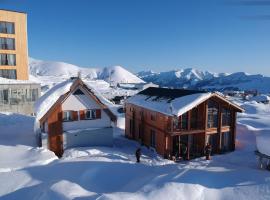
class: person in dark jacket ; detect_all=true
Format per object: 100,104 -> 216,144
205,143 -> 212,160
135,148 -> 141,163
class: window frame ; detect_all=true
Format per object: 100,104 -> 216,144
207,100 -> 219,128
181,112 -> 188,130
222,108 -> 231,126
0,37 -> 15,50
0,21 -> 15,34
150,129 -> 156,148
0,53 -> 16,66
85,109 -> 97,120
0,69 -> 17,79
63,110 -> 73,122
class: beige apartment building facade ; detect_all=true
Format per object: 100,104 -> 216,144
0,9 -> 40,115
0,9 -> 29,80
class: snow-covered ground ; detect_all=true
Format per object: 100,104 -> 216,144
0,99 -> 270,200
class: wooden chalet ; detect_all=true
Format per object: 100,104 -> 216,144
35,78 -> 116,157
125,87 -> 244,160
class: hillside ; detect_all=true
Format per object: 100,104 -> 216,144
138,68 -> 270,93
29,58 -> 144,84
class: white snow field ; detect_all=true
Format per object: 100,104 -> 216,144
29,58 -> 144,97
0,100 -> 270,199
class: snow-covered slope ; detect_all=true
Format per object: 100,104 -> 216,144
29,58 -> 143,84
1,99 -> 270,199
138,68 -> 270,93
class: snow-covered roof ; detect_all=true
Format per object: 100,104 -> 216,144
34,79 -> 74,120
126,87 -> 243,116
126,92 -> 212,116
34,78 -> 115,121
0,77 -> 39,85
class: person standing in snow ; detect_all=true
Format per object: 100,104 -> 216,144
136,148 -> 141,163
205,143 -> 212,160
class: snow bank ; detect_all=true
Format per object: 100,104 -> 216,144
256,132 -> 270,156
126,93 -> 211,116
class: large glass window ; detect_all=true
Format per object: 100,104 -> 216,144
0,69 -> 17,79
221,131 -> 232,151
0,38 -> 15,50
150,129 -> 156,148
0,89 -> 9,104
0,21 -> 15,34
190,107 -> 198,129
0,54 -> 16,66
31,89 -> 39,101
181,112 -> 188,130
222,108 -> 231,126
173,116 -> 180,130
207,100 -> 219,128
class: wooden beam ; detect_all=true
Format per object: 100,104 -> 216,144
218,104 -> 222,152
169,129 -> 205,136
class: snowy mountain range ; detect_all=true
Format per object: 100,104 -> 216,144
29,58 -> 270,93
29,58 -> 144,84
137,69 -> 270,93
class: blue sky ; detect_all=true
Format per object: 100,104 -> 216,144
1,0 -> 270,75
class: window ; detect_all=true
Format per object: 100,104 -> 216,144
63,111 -> 73,121
0,89 -> 9,104
173,116 -> 180,130
0,54 -> 16,66
73,89 -> 84,95
190,107 -> 198,129
150,114 -> 156,121
85,109 -> 97,120
207,100 -> 219,128
181,112 -> 188,130
150,129 -> 156,148
0,21 -> 15,34
0,69 -> 17,79
221,131 -> 232,151
139,124 -> 143,139
0,38 -> 15,50
31,89 -> 39,101
222,108 -> 231,126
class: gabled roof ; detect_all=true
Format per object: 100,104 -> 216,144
35,78 -> 116,122
126,87 -> 244,116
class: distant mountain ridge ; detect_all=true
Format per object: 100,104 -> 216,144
29,58 -> 144,84
137,68 -> 270,93
28,58 -> 270,93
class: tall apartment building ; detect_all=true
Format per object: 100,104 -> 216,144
0,9 -> 40,115
0,9 -> 29,80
